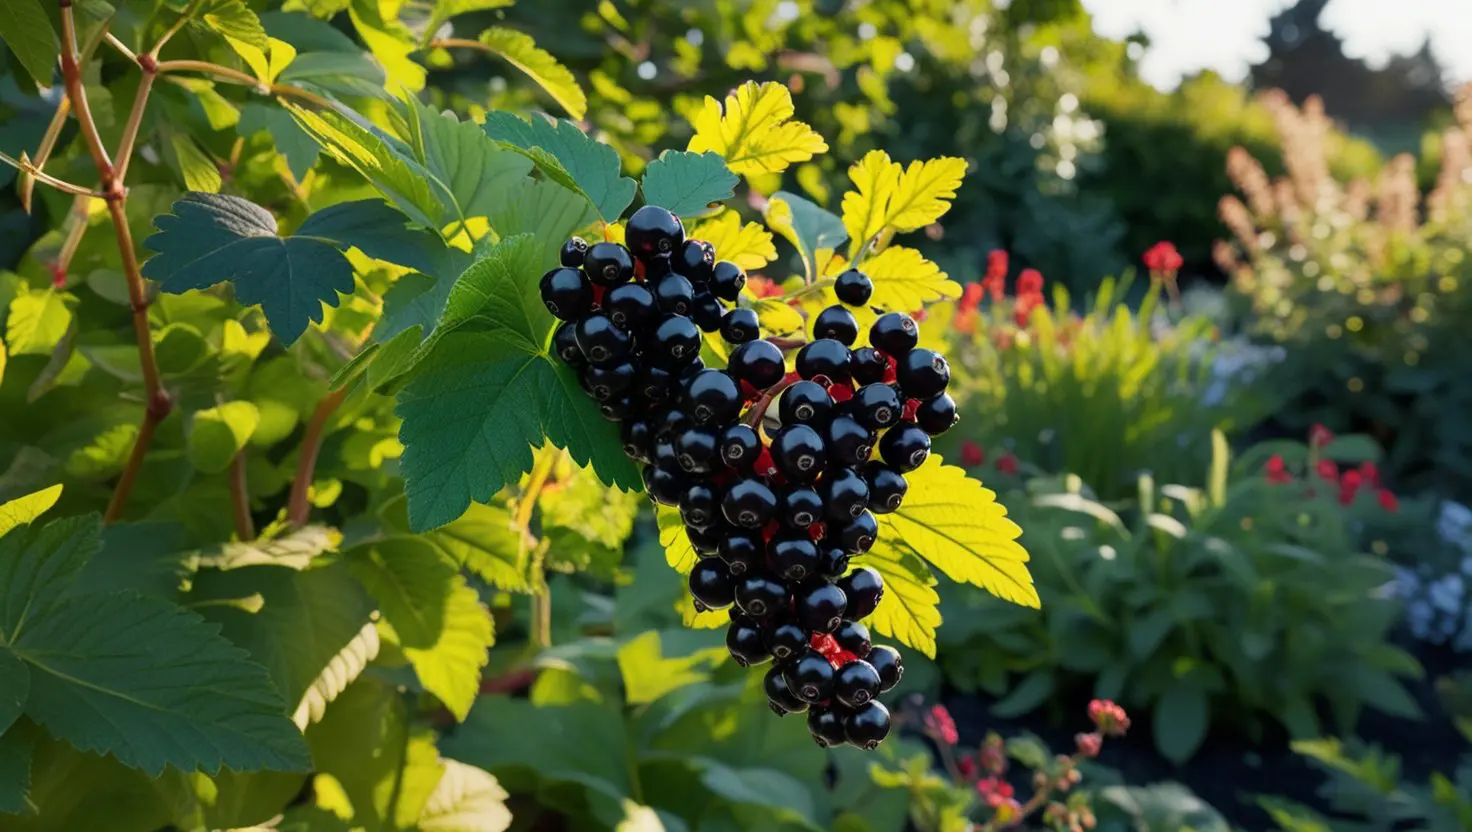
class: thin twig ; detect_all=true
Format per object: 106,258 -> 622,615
0,150 -> 105,198
149,0 -> 202,58
104,32 -> 137,64
229,452 -> 255,540
287,387 -> 348,526
743,375 -> 799,428
19,96 -> 72,211
153,59 -> 335,109
113,71 -> 155,183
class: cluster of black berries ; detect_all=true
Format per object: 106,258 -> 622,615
542,205 -> 958,750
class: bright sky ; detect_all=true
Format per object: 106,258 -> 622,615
1081,0 -> 1472,90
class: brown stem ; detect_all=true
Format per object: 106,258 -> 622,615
742,375 -> 799,428
153,59 -> 335,109
229,452 -> 254,540
764,336 -> 806,350
288,387 -> 347,526
19,96 -> 72,211
478,668 -> 538,695
113,71 -> 155,183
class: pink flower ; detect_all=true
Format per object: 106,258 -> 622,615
960,440 -> 986,467
1087,700 -> 1130,736
1316,459 -> 1339,482
746,276 -> 782,298
1338,470 -> 1364,505
1075,731 -> 1103,758
1359,462 -> 1382,487
996,452 -> 1019,476
924,704 -> 959,746
1265,454 -> 1292,485
1309,424 -> 1335,448
957,753 -> 979,781
1143,241 -> 1184,273
977,776 -> 1015,805
1378,489 -> 1399,512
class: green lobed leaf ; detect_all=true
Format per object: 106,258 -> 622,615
195,525 -> 340,571
640,151 -> 738,218
419,759 -> 513,832
0,484 -> 62,538
0,720 -> 35,814
767,191 -> 847,280
287,104 -> 444,230
238,103 -> 321,181
483,111 -> 635,222
0,0 -> 59,85
656,505 -> 700,575
188,401 -> 261,474
476,28 -> 587,120
305,677 -> 436,828
5,289 -> 72,356
201,0 -> 270,51
857,543 -> 941,658
298,199 -> 460,278
488,178 -> 600,275
0,514 -> 101,642
425,0 -> 515,37
615,631 -> 722,706
426,501 -> 540,594
0,648 -> 27,736
403,97 -> 534,225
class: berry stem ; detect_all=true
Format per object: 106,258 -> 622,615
765,336 -> 807,350
743,375 -> 800,428
288,387 -> 348,527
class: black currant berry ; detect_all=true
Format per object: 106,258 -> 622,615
796,582 -> 847,633
691,291 -> 725,331
688,558 -> 735,609
771,425 -> 826,482
655,409 -> 692,444
653,439 -> 679,470
833,269 -> 874,306
621,420 -> 653,463
584,242 -> 635,286
678,239 -> 716,284
710,260 -> 747,301
540,267 -> 591,321
813,305 -> 859,345
654,273 -> 696,317
765,665 -> 808,715
870,312 -> 918,356
649,315 -> 702,367
575,313 -> 633,366
735,574 -> 788,618
784,649 -> 836,703
833,620 -> 873,658
553,321 -> 584,366
837,510 -> 878,554
560,236 -> 589,267
852,384 -> 903,430
796,339 -> 852,384
915,393 -> 959,436
582,361 -> 635,402
833,659 -> 882,708
598,397 -> 633,421
896,348 -> 950,399
642,466 -> 684,506
726,616 -> 771,666
767,622 -> 809,663
838,567 -> 885,619
879,423 -> 931,472
722,479 -> 778,528
636,365 -> 676,402
718,533 -> 763,576
687,523 -> 723,555
680,482 -> 721,528
684,369 -> 742,426
844,701 -> 892,750
850,346 -> 889,385
720,308 -> 761,344
863,460 -> 909,513
820,467 -> 870,522
807,707 -> 849,748
780,487 -> 823,529
604,282 -> 658,331
868,645 -> 904,692
817,547 -> 850,580
626,205 -> 685,259
771,535 -> 820,582
826,417 -> 876,467
674,426 -> 720,473
719,424 -> 762,471
778,381 -> 833,427
728,340 -> 785,389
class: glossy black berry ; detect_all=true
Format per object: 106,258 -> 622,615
868,645 -> 903,692
817,547 -> 850,580
575,313 -> 632,366
584,242 -> 635,286
766,622 -> 809,663
837,510 -> 878,554
655,409 -> 692,444
636,365 -> 676,403
674,427 -> 720,473
833,269 -> 874,306
796,339 -> 852,384
680,482 -> 721,528
896,348 -> 950,399
598,396 -> 633,421
604,283 -> 657,331
553,321 -> 584,365
720,308 -> 761,344
784,649 -> 836,703
654,273 -> 696,317
863,461 -> 909,513
718,533 -> 763,576
649,315 -> 702,367
780,487 -> 823,530
808,707 -> 849,747
723,479 -> 778,528
710,260 -> 747,301
642,466 -> 683,506
626,205 -> 685,260
726,616 -> 771,666
771,425 -> 826,482
540,267 -> 591,321
778,381 -> 833,427
879,423 -> 931,472
688,558 -> 735,609
687,523 -> 723,555
915,393 -> 959,436
870,312 -> 918,356
678,239 -> 716,283
838,567 -> 884,619
719,424 -> 761,470
728,340 -> 785,389
826,417 -> 876,467
691,291 -> 725,331
833,620 -> 873,658
820,467 -> 870,522
850,346 -> 889,385
653,439 -> 679,470
621,420 -> 653,463
683,369 -> 741,426
833,659 -> 881,708
735,574 -> 788,619
852,384 -> 902,430
582,361 -> 635,402
559,236 -> 589,267
796,582 -> 847,633
771,535 -> 820,582
765,665 -> 808,715
844,701 -> 892,750
813,305 -> 859,345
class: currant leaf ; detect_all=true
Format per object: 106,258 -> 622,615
640,150 -> 739,218
687,81 -> 827,176
483,111 -> 635,222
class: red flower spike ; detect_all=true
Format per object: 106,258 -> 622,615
1359,462 -> 1381,487
996,452 -> 1018,475
1309,423 -> 1335,448
1087,699 -> 1130,736
961,282 -> 984,311
1316,459 -> 1339,482
1075,732 -> 1103,758
1378,489 -> 1399,512
828,384 -> 854,404
924,705 -> 959,746
957,754 -> 979,781
1017,268 -> 1044,296
902,399 -> 921,421
1265,454 -> 1293,485
1142,241 -> 1184,273
960,440 -> 985,467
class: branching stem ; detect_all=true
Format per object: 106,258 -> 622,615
288,387 -> 348,527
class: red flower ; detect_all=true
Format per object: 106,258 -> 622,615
747,276 -> 782,298
1359,462 -> 1381,487
984,250 -> 1009,302
924,705 -> 959,746
1143,241 -> 1184,273
961,282 -> 985,311
1316,459 -> 1339,482
1378,489 -> 1399,512
960,440 -> 985,467
1309,424 -> 1335,448
996,452 -> 1018,475
979,733 -> 1007,775
1017,268 -> 1044,297
1087,700 -> 1130,736
1075,731 -> 1103,758
1338,469 -> 1364,505
957,753 -> 979,781
1265,454 -> 1293,485
977,776 -> 1015,806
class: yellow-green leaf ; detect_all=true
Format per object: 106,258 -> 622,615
687,81 -> 827,176
188,401 -> 261,474
168,132 -> 223,193
477,27 -> 587,120
862,246 -> 960,312
6,290 -> 72,356
616,631 -> 721,705
859,544 -> 940,658
877,456 -> 1039,608
656,505 -> 698,574
840,151 -> 966,256
350,0 -> 427,92
690,210 -> 776,270
0,340 -> 7,387
0,484 -> 63,537
752,298 -> 804,338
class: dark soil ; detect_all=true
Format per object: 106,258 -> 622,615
938,633 -> 1470,830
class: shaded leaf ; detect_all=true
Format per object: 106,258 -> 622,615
403,98 -> 534,223
483,111 -> 634,222
766,191 -> 846,279
640,151 -> 737,218
0,0 -> 58,85
188,401 -> 261,474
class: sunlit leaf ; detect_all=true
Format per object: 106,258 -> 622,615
691,210 -> 777,270
688,81 -> 827,176
477,27 -> 587,120
861,246 -> 960,312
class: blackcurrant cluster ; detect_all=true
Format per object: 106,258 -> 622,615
541,205 -> 958,751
